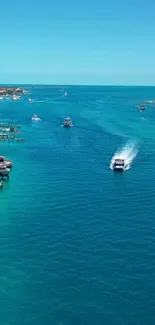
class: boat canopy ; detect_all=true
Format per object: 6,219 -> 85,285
114,159 -> 124,164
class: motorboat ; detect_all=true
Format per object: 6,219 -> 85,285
113,158 -> 125,171
32,114 -> 41,121
139,105 -> 146,112
0,156 -> 12,168
12,95 -> 20,101
63,117 -> 73,127
136,104 -> 147,111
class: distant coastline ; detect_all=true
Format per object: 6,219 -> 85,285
0,84 -> 155,89
0,86 -> 25,95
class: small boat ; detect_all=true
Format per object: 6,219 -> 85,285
0,181 -> 3,189
0,156 -> 12,168
112,158 -> 125,171
64,92 -> 68,96
63,117 -> 73,127
32,114 -> 41,121
136,104 -> 147,110
139,105 -> 147,112
12,95 -> 20,101
136,104 -> 147,112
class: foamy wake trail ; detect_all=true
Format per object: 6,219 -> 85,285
110,140 -> 139,170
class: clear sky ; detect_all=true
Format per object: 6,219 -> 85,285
0,0 -> 155,85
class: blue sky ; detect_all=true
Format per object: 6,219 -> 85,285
0,0 -> 155,85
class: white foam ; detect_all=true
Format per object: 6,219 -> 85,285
110,140 -> 139,171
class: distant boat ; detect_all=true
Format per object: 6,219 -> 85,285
64,92 -> 68,96
32,114 -> 41,121
12,95 -> 20,101
136,104 -> 147,111
112,159 -> 126,171
63,117 -> 73,127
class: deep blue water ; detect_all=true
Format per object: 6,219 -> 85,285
0,86 -> 155,325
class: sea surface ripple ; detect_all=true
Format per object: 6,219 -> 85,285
0,86 -> 155,325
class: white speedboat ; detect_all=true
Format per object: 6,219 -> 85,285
12,95 -> 20,101
32,114 -> 41,121
112,158 -> 125,171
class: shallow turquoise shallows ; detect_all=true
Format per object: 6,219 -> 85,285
0,86 -> 155,325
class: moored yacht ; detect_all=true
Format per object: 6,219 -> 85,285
0,156 -> 12,168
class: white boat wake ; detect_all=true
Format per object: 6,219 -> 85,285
110,140 -> 139,171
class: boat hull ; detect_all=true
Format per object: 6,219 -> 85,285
113,166 -> 124,171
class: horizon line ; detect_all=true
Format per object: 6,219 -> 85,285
0,83 -> 155,88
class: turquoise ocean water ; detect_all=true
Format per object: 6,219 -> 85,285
0,86 -> 155,325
